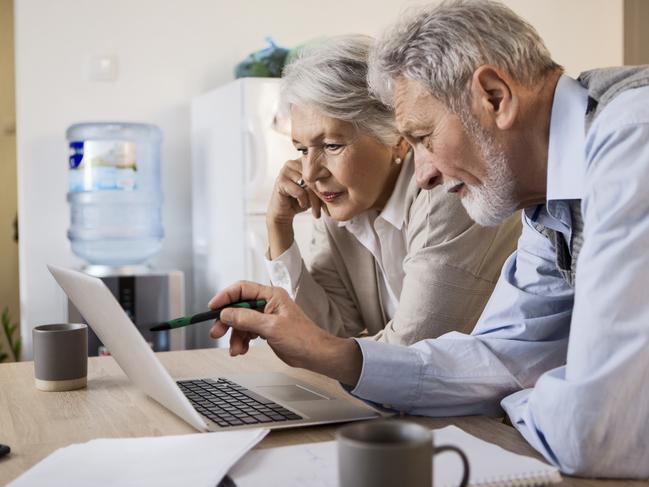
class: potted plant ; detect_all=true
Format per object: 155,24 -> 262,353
0,307 -> 21,363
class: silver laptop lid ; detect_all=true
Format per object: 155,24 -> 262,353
48,265 -> 209,432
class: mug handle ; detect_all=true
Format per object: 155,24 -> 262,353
434,445 -> 470,487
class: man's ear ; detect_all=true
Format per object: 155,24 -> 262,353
469,65 -> 518,130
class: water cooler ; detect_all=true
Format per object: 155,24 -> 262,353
65,122 -> 186,354
67,265 -> 185,355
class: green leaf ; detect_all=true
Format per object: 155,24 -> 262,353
0,307 -> 21,361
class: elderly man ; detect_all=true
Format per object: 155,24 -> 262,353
207,0 -> 649,478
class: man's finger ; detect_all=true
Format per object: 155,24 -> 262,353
229,329 -> 250,356
241,334 -> 252,354
208,280 -> 274,310
219,307 -> 273,337
209,320 -> 229,339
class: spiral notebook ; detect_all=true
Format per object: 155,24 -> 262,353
227,425 -> 562,487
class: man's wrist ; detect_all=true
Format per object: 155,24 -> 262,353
314,336 -> 363,387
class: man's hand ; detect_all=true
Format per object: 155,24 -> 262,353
208,281 -> 362,386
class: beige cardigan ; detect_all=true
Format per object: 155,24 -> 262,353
294,175 -> 521,345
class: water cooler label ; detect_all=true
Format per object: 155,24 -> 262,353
68,140 -> 138,192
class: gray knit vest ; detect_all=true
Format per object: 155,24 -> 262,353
541,66 -> 649,287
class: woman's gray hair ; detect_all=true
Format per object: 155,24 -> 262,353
281,34 -> 400,146
369,0 -> 561,113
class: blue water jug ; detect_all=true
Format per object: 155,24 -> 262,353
66,122 -> 164,265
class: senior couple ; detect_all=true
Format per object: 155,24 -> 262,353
212,0 -> 649,478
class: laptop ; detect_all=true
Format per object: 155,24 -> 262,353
48,265 -> 380,432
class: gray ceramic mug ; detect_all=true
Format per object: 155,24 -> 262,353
337,420 -> 470,487
33,323 -> 88,392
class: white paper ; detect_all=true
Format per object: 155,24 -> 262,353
228,425 -> 561,487
431,425 -> 561,487
9,428 -> 269,487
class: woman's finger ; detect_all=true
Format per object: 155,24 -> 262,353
276,159 -> 312,209
277,174 -> 311,209
281,166 -> 303,183
307,189 -> 322,219
278,182 -> 309,209
284,158 -> 303,171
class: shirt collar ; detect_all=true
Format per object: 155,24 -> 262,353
338,151 -> 414,230
546,74 -> 589,201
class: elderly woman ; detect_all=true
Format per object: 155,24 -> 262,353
265,35 -> 520,345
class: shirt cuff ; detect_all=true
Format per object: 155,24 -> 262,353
348,338 -> 423,411
500,387 -> 532,426
264,240 -> 304,299
501,380 -> 560,468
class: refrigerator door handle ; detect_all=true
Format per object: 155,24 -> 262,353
243,125 -> 267,200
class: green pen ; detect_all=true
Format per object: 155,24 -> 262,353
149,299 -> 267,331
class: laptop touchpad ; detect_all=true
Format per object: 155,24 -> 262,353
256,385 -> 329,402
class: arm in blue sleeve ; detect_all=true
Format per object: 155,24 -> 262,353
351,210 -> 573,417
503,99 -> 649,478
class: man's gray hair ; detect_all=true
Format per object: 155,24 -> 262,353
281,34 -> 400,145
369,0 -> 561,113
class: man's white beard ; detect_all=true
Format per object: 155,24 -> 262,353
448,115 -> 518,227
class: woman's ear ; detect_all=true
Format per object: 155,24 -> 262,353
393,137 -> 410,162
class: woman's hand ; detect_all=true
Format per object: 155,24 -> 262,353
267,159 -> 322,225
266,159 -> 323,259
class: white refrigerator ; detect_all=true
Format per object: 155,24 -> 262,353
190,78 -> 313,348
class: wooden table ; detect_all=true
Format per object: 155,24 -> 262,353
0,346 -> 645,486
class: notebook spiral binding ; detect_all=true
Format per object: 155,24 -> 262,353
468,469 -> 562,487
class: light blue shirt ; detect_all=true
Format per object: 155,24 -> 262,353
350,75 -> 649,478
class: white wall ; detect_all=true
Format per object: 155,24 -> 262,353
15,0 -> 623,358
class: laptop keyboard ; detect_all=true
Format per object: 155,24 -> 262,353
177,378 -> 303,427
